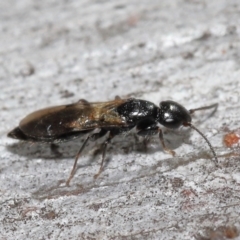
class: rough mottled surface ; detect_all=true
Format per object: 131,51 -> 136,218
1,0 -> 240,239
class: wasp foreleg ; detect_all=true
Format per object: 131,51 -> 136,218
136,119 -> 176,156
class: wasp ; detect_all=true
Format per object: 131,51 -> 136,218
8,96 -> 218,186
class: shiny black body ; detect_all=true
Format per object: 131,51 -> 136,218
7,97 -> 218,185
8,99 -> 192,143
116,99 -> 191,129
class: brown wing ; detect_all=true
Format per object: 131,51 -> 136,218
18,99 -> 129,139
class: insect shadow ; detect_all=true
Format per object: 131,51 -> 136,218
6,126 -> 192,183
6,129 -> 187,160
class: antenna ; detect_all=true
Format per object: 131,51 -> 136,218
183,122 -> 218,166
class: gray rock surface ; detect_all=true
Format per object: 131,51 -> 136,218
1,0 -> 240,239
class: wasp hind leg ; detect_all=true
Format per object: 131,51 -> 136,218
66,129 -> 109,186
93,126 -> 134,179
66,135 -> 90,186
93,131 -> 117,179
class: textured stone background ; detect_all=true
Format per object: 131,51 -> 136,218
1,0 -> 240,239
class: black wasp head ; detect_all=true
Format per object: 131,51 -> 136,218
158,100 -> 192,129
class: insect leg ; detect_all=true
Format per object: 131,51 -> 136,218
94,131 -> 116,179
137,119 -> 176,156
66,129 -> 109,185
90,129 -> 108,141
50,143 -> 62,156
77,99 -> 90,105
158,128 -> 176,156
137,122 -> 158,151
66,136 -> 90,186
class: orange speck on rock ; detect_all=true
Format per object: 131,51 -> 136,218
223,132 -> 240,147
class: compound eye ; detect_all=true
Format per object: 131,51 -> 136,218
159,100 -> 192,129
163,113 -> 181,128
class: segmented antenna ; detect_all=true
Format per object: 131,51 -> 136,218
183,122 -> 218,166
